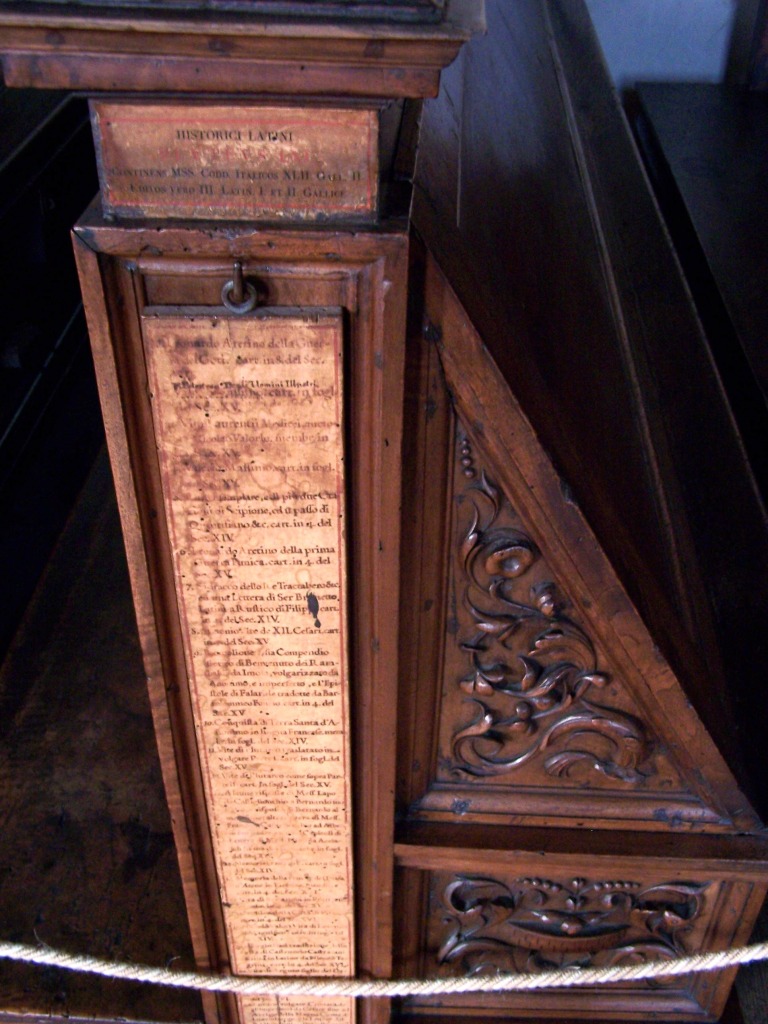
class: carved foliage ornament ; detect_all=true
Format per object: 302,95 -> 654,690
450,434 -> 653,783
437,874 -> 708,974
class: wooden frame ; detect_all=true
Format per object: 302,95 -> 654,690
72,203 -> 409,1024
395,251 -> 762,835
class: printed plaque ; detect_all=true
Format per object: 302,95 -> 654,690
93,102 -> 379,222
141,307 -> 354,1024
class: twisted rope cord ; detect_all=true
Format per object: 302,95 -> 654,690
1,938 -> 768,997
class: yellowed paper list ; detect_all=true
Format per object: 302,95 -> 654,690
142,308 -> 354,1024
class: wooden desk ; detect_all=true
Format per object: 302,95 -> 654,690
1,5 -> 767,1024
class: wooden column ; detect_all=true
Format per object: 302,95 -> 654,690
0,6 -> 480,1024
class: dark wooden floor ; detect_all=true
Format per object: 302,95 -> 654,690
0,450 -> 203,1023
0,449 -> 767,1023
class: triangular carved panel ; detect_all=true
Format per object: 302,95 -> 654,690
438,422 -> 677,793
402,253 -> 759,832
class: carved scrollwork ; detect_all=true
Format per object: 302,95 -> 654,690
450,436 -> 652,783
437,874 -> 708,975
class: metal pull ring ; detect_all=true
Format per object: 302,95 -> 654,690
222,260 -> 258,314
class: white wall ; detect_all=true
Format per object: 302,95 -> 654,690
584,0 -> 736,88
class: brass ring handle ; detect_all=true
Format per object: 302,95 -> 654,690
221,260 -> 258,314
221,279 -> 258,314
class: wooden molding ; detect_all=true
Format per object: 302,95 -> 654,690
0,0 -> 484,95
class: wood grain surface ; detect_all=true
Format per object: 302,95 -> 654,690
411,0 -> 768,827
74,217 -> 409,1024
0,454 -> 203,1024
0,0 -> 484,96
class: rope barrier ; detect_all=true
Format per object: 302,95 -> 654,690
1,938 -> 767,997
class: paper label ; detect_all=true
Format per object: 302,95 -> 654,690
94,102 -> 378,222
142,307 -> 355,1024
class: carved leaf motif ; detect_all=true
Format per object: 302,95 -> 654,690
460,506 -> 483,572
450,432 -> 653,784
462,594 -> 536,646
436,874 -> 708,976
543,699 -> 649,782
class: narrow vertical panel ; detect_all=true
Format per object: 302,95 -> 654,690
141,307 -> 354,1024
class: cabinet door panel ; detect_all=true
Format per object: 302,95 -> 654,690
74,220 -> 409,1024
394,862 -> 762,1021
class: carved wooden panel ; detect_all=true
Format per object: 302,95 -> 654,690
404,408 -> 729,829
443,432 -> 661,788
397,249 -> 763,834
395,864 -> 758,1020
435,873 -> 709,971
